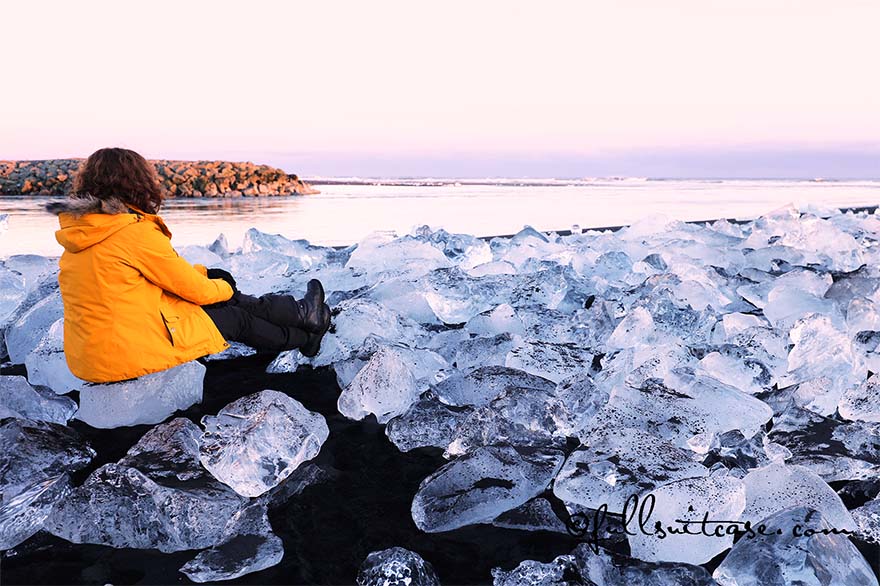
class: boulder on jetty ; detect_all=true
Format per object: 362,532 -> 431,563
0,159 -> 318,196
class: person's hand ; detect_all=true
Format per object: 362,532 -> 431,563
207,268 -> 238,293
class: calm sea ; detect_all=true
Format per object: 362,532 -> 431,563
1,178 -> 879,258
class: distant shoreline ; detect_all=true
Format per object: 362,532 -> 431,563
0,159 -> 319,197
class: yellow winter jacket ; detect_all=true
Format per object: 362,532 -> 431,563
48,196 -> 233,383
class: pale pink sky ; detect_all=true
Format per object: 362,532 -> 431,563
2,0 -> 878,177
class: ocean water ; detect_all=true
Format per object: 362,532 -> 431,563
1,178 -> 879,257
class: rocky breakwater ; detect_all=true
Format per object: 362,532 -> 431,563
0,159 -> 319,196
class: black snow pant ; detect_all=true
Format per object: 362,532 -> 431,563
202,293 -> 309,351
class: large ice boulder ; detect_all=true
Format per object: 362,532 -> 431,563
75,360 -> 205,429
199,390 -> 329,497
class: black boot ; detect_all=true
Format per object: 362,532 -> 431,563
297,279 -> 327,334
300,304 -> 331,357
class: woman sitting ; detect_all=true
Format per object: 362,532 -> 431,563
47,147 -> 330,384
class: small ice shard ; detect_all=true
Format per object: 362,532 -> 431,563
778,313 -> 866,416
713,507 -> 878,586
505,340 -> 594,383
491,555 -> 579,586
356,546 -> 440,586
0,473 -> 71,550
386,396 -> 473,452
627,474 -> 746,565
573,543 -> 718,586
337,346 -> 423,424
0,418 -> 93,502
5,290 -> 63,365
0,375 -> 77,424
432,365 -> 555,408
839,373 -> 880,423
553,427 -> 708,514
76,360 -> 205,428
204,341 -> 258,361
199,390 -> 329,497
852,496 -> 880,544
445,385 -> 570,457
24,318 -> 85,394
179,501 -> 284,583
767,406 -> 880,481
46,419 -> 247,552
411,445 -> 564,533
740,463 -> 855,531
465,303 -> 526,337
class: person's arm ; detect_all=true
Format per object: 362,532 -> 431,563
125,225 -> 234,305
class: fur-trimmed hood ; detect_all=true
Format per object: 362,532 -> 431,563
49,195 -> 171,252
45,194 -> 131,218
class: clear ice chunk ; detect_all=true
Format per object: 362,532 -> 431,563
839,373 -> 880,423
76,360 -> 205,429
0,473 -> 71,550
0,418 -> 93,502
768,405 -> 880,482
740,463 -> 855,531
386,396 -> 473,452
356,546 -> 440,586
199,390 -> 329,497
46,418 -> 247,552
627,473 -> 746,565
432,365 -> 555,408
179,501 -> 284,583
337,346 -> 438,424
778,314 -> 866,416
491,555 -> 579,586
444,385 -> 570,457
553,427 -> 708,514
411,445 -> 564,533
5,290 -> 63,365
713,507 -> 878,586
24,318 -> 85,394
0,375 -> 77,424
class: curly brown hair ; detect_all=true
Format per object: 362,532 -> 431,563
71,148 -> 165,214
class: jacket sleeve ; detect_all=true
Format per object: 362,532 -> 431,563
126,225 -> 234,305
